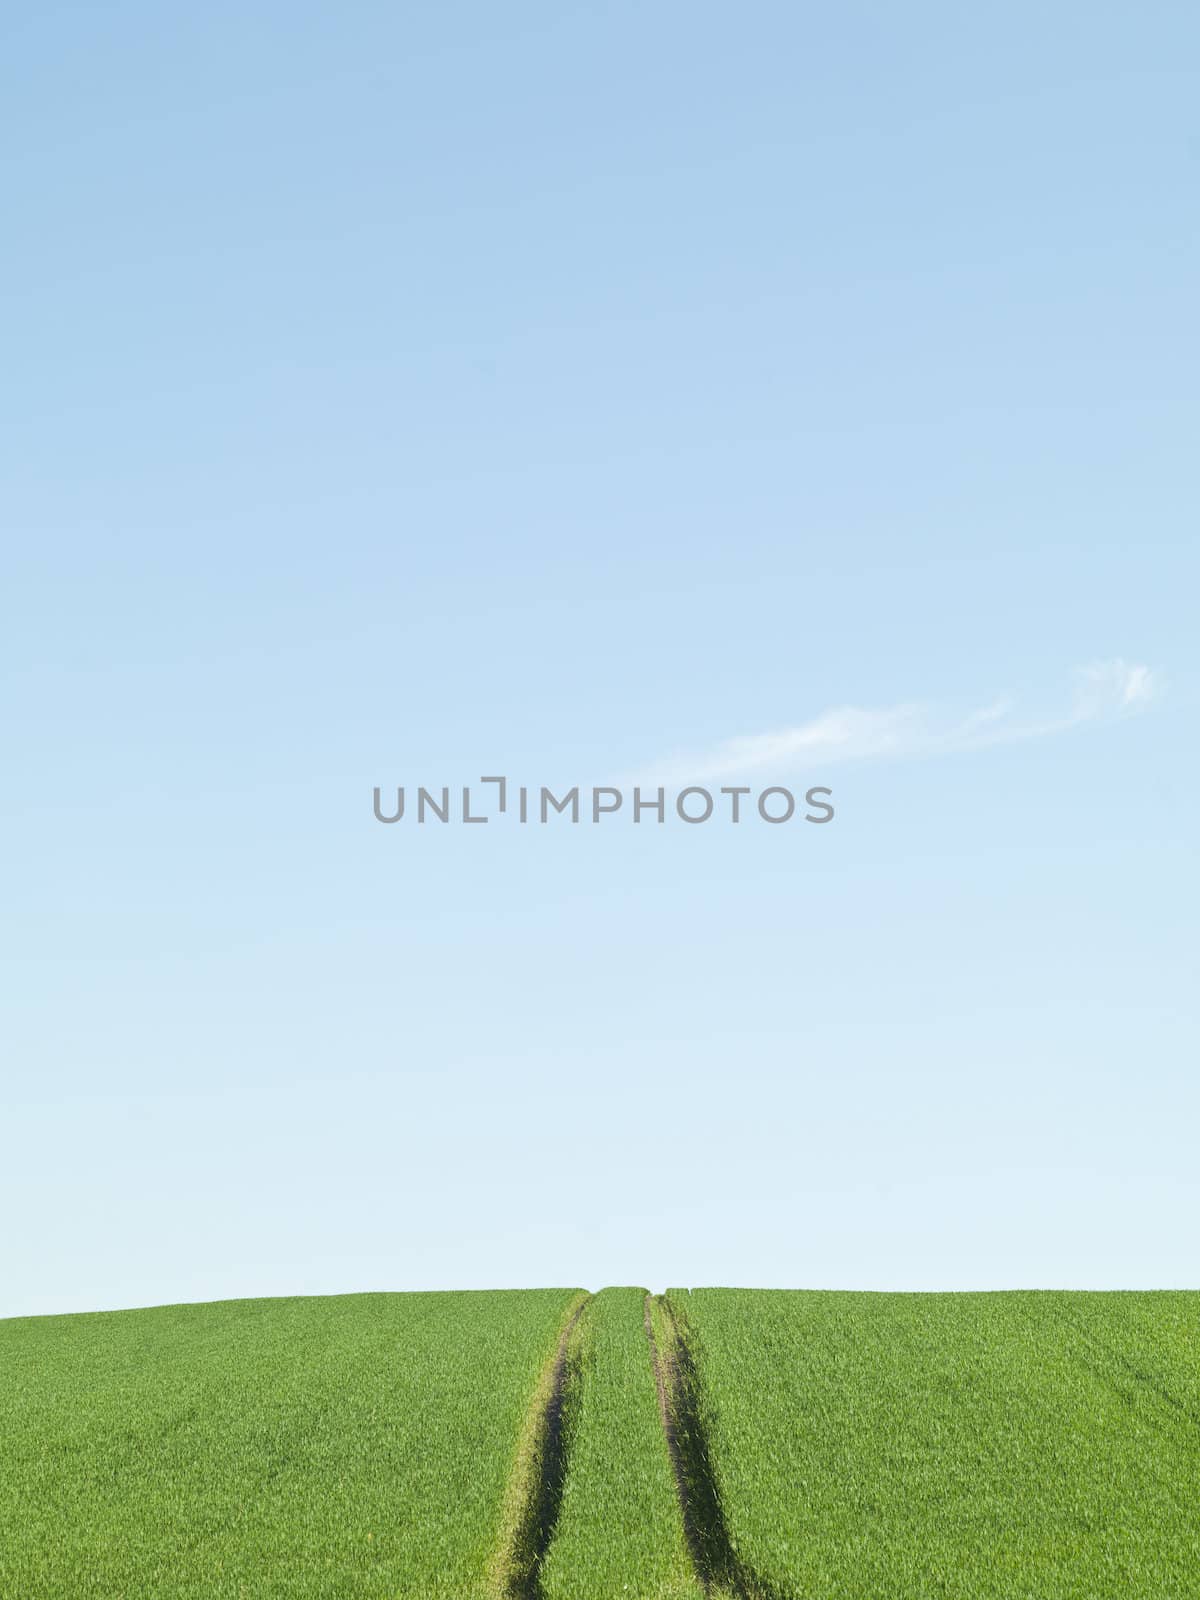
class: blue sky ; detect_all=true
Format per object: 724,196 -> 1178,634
3,3 -> 1197,1316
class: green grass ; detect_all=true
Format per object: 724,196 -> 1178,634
0,1289 -> 581,1599
539,1287 -> 701,1600
5,1286 -> 1200,1598
667,1288 -> 1200,1599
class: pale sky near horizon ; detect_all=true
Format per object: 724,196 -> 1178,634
3,3 -> 1198,1318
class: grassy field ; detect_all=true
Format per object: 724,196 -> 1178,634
3,1287 -> 1199,1598
0,1289 -> 581,1599
668,1288 -> 1200,1599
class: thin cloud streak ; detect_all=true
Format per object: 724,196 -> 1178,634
641,660 -> 1162,784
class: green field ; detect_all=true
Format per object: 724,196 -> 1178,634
668,1288 -> 1200,1599
0,1290 -> 582,1599
2,1288 -> 1199,1598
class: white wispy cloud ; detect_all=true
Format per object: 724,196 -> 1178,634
640,659 -> 1162,784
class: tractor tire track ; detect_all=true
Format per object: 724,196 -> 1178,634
493,1292 -> 590,1600
644,1294 -> 781,1600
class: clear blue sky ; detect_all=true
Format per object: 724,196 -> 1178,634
3,3 -> 1197,1317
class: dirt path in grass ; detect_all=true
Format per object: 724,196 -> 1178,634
493,1292 -> 591,1600
644,1294 -> 775,1600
